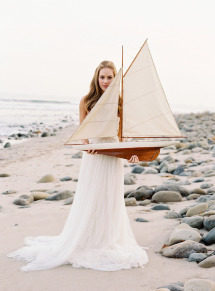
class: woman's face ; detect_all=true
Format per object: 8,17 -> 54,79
98,67 -> 114,92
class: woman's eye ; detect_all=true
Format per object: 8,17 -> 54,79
108,76 -> 113,79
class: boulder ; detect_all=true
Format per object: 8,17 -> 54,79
169,224 -> 201,245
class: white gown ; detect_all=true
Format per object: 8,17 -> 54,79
7,137 -> 149,271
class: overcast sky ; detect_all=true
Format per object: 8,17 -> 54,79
0,0 -> 214,112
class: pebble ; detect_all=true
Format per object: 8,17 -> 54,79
124,197 -> 137,206
135,218 -> 149,222
164,211 -> 181,219
159,240 -> 207,258
72,151 -> 83,159
45,190 -> 74,201
41,132 -> 50,137
131,166 -> 144,174
173,165 -> 186,175
143,168 -> 158,174
139,199 -> 151,206
151,204 -> 171,211
124,176 -> 136,185
181,216 -> 204,229
19,194 -> 34,203
201,210 -> 215,216
60,176 -> 73,181
152,191 -> 182,203
32,192 -> 50,200
179,207 -> 189,216
155,184 -> 189,196
198,255 -> 215,268
13,198 -> 30,206
2,190 -> 16,195
157,283 -> 184,291
38,174 -> 56,183
184,278 -> 215,290
197,195 -> 211,203
193,178 -> 204,183
204,171 -> 215,177
127,186 -> 154,200
187,194 -> 201,200
3,142 -> 11,148
191,188 -> 207,195
204,227 -> 215,245
186,203 -> 208,217
201,183 -> 213,189
63,197 -> 74,205
203,215 -> 215,231
188,252 -> 207,263
0,173 -> 10,177
168,223 -> 201,245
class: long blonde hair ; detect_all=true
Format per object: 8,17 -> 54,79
84,61 -> 117,112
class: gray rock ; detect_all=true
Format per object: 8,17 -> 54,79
72,151 -> 83,159
0,173 -> 10,177
210,193 -> 215,200
124,197 -> 137,206
207,186 -> 215,194
179,207 -> 189,216
19,194 -> 34,203
184,278 -> 215,289
187,194 -> 201,200
186,203 -> 208,217
152,191 -> 182,202
193,178 -> 204,183
38,174 -> 56,183
157,283 -> 184,291
151,204 -> 170,211
173,165 -> 186,175
124,176 -> 136,185
2,190 -> 16,195
164,211 -> 181,219
60,176 -> 72,181
159,240 -> 207,258
143,168 -> 158,174
162,155 -> 176,163
181,216 -> 204,229
4,142 -> 11,148
32,192 -> 50,200
169,224 -> 201,245
155,184 -> 189,196
201,183 -> 213,189
45,190 -> 74,201
127,185 -> 154,200
191,188 -> 207,195
203,215 -> 215,231
197,195 -> 211,203
131,166 -> 144,174
63,197 -> 74,205
198,255 -> 215,268
135,217 -> 149,222
13,198 -> 30,206
188,252 -> 207,262
204,227 -> 215,245
41,132 -> 50,137
167,164 -> 177,174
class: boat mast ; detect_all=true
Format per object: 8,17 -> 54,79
119,45 -> 124,142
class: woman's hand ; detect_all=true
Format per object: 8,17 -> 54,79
81,139 -> 97,155
128,155 -> 139,163
81,139 -> 89,144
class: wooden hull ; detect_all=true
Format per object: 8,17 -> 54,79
83,147 -> 160,161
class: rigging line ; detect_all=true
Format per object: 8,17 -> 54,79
123,88 -> 162,105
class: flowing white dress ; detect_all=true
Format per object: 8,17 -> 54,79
7,137 -> 148,271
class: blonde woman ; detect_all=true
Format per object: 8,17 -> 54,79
7,61 -> 148,272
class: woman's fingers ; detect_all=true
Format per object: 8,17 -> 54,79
128,155 -> 139,163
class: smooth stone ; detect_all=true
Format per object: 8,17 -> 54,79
182,150 -> 191,154
201,210 -> 215,216
131,166 -> 145,174
159,240 -> 207,258
151,204 -> 170,211
63,197 -> 74,205
204,171 -> 215,177
191,171 -> 202,177
178,180 -> 191,186
209,193 -> 215,200
201,183 -> 213,189
167,164 -> 177,173
188,252 -> 207,262
0,173 -> 10,177
41,132 -> 50,137
139,199 -> 151,206
72,151 -> 83,158
204,227 -> 215,245
184,157 -> 194,163
143,168 -> 158,174
127,186 -> 154,200
19,194 -> 34,203
191,188 -> 207,195
3,142 -> 11,148
152,191 -> 182,203
45,190 -> 74,201
181,216 -> 204,229
60,176 -> 73,181
198,255 -> 215,268
32,192 -> 50,200
208,201 -> 215,207
124,176 -> 136,185
168,223 -> 201,245
208,187 -> 215,194
184,278 -> 215,290
197,195 -> 211,203
135,217 -> 149,222
38,174 -> 56,183
155,184 -> 189,196
173,165 -> 186,175
2,190 -> 16,195
164,211 -> 181,219
179,207 -> 189,216
157,284 -> 184,291
187,194 -> 201,200
162,155 -> 176,163
31,189 -> 48,192
186,203 -> 208,217
193,178 -> 204,183
125,197 -> 137,206
203,215 -> 215,231
13,198 -> 30,206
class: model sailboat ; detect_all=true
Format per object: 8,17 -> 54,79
65,39 -> 183,161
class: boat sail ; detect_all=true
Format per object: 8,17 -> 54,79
65,39 -> 183,161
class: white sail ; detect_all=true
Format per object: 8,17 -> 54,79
123,41 -> 182,137
65,69 -> 121,143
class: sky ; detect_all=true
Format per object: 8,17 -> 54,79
0,0 -> 215,112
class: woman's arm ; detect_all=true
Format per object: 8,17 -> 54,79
79,97 -> 89,145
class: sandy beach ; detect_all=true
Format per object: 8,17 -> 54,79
1,117 -> 215,291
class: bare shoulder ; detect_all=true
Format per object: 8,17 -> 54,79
79,96 -> 86,107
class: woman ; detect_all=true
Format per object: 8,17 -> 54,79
7,61 -> 148,272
